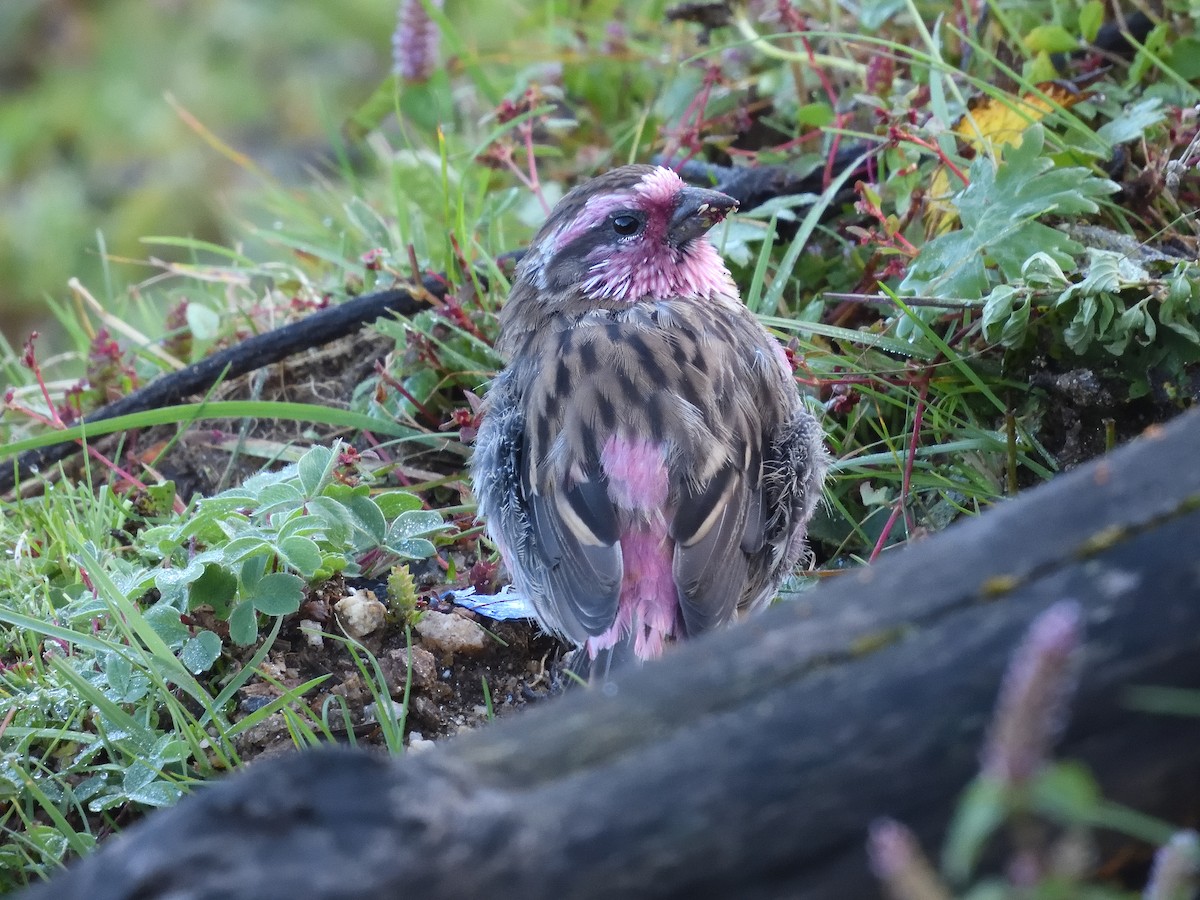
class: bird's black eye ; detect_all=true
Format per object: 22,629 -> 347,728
611,214 -> 642,237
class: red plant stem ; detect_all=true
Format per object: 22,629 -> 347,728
83,446 -> 153,494
891,127 -> 970,186
869,370 -> 930,563
521,120 -> 549,215
799,33 -> 839,108
376,368 -> 442,430
664,64 -> 720,166
790,32 -> 847,192
823,115 -> 849,191
728,128 -> 825,158
23,335 -> 66,429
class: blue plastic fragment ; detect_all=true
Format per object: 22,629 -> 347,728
443,584 -> 535,621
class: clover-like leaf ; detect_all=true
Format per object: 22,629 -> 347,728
179,631 -> 222,674
297,444 -> 337,495
249,572 -> 304,616
277,536 -> 324,578
228,601 -> 257,646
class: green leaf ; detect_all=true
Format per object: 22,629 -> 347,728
154,559 -> 205,606
392,510 -> 446,536
143,603 -> 189,647
1024,24 -> 1077,54
189,564 -> 238,616
224,534 -> 273,563
140,481 -> 177,517
123,779 -> 183,808
275,511 -> 327,543
249,573 -> 304,616
1170,38 -> 1200,80
255,481 -> 306,514
239,554 -> 268,591
1096,98 -> 1165,147
103,653 -> 133,699
796,102 -> 835,127
228,600 -> 258,646
185,303 -> 221,342
180,631 -> 222,674
389,538 -> 437,560
305,495 -> 356,541
1021,251 -> 1070,287
277,536 -> 324,578
1105,300 -> 1155,355
1029,761 -> 1101,824
1161,270 -> 1200,344
1024,51 -> 1059,85
374,491 -> 423,518
1078,0 -> 1104,43
857,0 -> 906,29
981,285 -> 1031,347
900,125 -> 1116,303
297,444 -> 336,496
942,776 -> 1009,883
342,493 -> 389,545
1128,22 -> 1170,86
656,65 -> 705,121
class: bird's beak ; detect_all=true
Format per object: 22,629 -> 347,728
668,187 -> 739,247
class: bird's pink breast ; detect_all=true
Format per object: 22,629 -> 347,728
600,434 -> 668,512
588,434 -> 678,659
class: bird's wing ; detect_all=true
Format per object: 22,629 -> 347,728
669,312 -> 829,633
740,407 -> 830,615
670,463 -> 753,636
472,369 -> 622,644
522,456 -> 624,639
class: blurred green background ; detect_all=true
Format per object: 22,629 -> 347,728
0,0 -> 407,354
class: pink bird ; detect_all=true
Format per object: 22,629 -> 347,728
472,164 -> 827,678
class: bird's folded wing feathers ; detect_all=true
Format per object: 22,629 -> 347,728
522,452 -> 623,641
670,465 -> 754,636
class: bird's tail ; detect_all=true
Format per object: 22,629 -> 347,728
562,637 -> 641,687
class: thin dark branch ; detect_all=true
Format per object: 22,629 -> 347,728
0,256 -> 520,495
823,292 -> 984,309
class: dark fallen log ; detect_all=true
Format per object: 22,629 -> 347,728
22,409 -> 1200,900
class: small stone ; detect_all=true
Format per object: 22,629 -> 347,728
299,619 -> 324,648
414,610 -> 488,656
409,694 -> 443,729
330,672 -> 366,704
385,644 -> 438,689
364,699 -> 406,724
334,588 -> 388,638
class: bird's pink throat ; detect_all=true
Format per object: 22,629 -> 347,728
581,239 -> 733,304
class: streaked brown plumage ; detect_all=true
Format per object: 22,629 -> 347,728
471,164 -> 827,676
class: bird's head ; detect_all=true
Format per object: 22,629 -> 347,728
519,165 -> 738,305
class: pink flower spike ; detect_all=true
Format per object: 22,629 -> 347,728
1144,830 -> 1200,900
392,0 -> 443,82
867,818 -> 953,900
980,600 -> 1084,785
